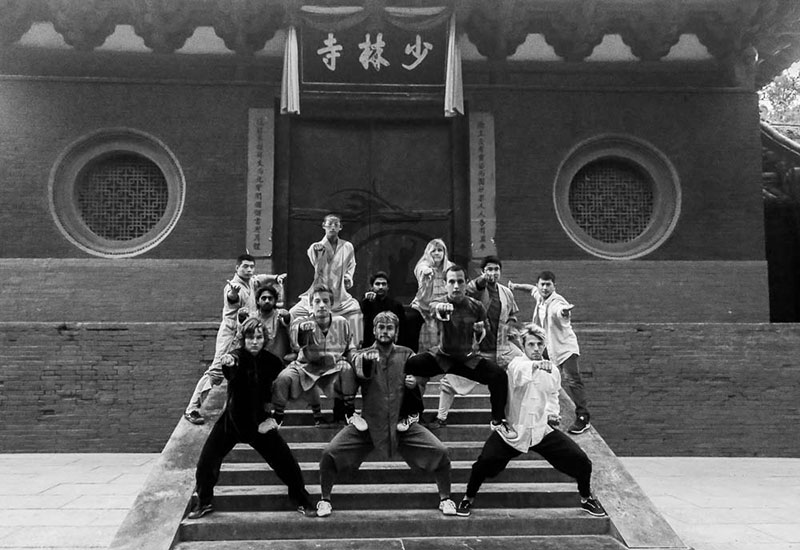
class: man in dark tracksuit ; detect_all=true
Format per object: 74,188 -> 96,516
188,317 -> 314,519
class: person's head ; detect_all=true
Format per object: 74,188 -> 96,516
256,284 -> 279,314
322,214 -> 342,240
311,285 -> 335,320
372,311 -> 399,346
239,317 -> 267,355
444,264 -> 467,301
236,254 -> 256,280
370,271 -> 390,297
480,255 -> 502,284
536,270 -> 557,299
421,238 -> 449,268
520,324 -> 547,361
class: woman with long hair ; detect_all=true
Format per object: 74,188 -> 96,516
404,238 -> 454,352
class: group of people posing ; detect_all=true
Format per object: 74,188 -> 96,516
184,213 -> 605,520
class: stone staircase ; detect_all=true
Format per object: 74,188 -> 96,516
171,383 -> 626,550
110,377 -> 689,550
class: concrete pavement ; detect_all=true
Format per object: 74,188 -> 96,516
0,454 -> 798,550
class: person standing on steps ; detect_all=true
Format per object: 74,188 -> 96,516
456,324 -> 605,518
315,312 -> 459,518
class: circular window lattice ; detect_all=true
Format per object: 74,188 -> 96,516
76,154 -> 169,241
568,160 -> 655,244
49,128 -> 185,258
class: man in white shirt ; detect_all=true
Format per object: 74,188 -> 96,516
455,324 -> 605,518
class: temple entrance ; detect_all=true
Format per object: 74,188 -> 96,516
277,116 -> 466,306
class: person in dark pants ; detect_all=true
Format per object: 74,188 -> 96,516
397,265 -> 515,438
188,317 -> 314,519
316,311 -> 458,518
455,324 -> 605,518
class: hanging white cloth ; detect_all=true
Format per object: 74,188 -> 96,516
280,26 -> 300,115
444,13 -> 463,117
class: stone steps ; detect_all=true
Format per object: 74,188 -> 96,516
179,508 -> 611,541
226,440 -> 544,462
217,460 -> 572,486
211,482 -> 578,511
172,535 -> 627,550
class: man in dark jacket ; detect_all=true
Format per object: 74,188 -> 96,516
359,271 -> 407,348
188,317 -> 314,519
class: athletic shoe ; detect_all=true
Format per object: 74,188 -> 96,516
490,420 -> 518,439
396,413 -> 419,432
580,496 -> 606,517
316,499 -> 332,517
257,418 -> 279,433
312,411 -> 327,427
346,413 -> 368,432
456,499 -> 472,517
568,415 -> 591,434
184,410 -> 204,425
187,502 -> 213,519
439,498 -> 457,516
427,417 -> 447,429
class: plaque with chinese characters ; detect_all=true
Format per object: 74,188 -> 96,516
301,21 -> 447,90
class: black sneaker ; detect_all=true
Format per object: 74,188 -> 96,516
187,502 -> 213,519
184,410 -> 205,425
568,415 -> 590,434
296,504 -> 317,517
456,499 -> 472,517
580,496 -> 606,517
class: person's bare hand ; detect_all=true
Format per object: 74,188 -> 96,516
276,273 -> 287,285
404,375 -> 417,389
362,349 -> 379,362
299,320 -> 316,332
344,275 -> 353,289
473,321 -> 485,334
364,291 -> 376,301
434,302 -> 453,321
313,243 -> 325,253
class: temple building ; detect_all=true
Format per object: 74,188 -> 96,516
2,1 -> 800,459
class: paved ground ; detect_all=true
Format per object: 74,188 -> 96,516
0,454 -> 799,550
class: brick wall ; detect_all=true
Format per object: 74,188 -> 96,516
0,259 -> 275,322
1,321 -> 798,455
0,259 -> 768,323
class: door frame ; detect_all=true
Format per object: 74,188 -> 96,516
273,97 -> 470,277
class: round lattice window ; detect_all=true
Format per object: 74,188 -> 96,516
49,129 -> 185,258
554,135 -> 680,259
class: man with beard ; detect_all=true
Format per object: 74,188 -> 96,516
184,254 -> 285,425
315,311 -> 457,518
359,271 -> 406,349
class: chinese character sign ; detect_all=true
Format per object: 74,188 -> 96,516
247,109 -> 274,257
301,22 -> 446,88
469,112 -> 497,256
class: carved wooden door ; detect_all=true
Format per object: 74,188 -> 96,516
284,117 -> 459,306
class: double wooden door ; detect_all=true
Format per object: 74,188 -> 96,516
278,116 -> 466,306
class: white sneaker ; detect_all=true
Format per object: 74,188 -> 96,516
316,500 -> 332,517
257,418 -> 279,433
439,498 -> 457,516
346,413 -> 368,432
397,413 -> 419,432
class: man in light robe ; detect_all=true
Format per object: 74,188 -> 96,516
290,213 -> 363,346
